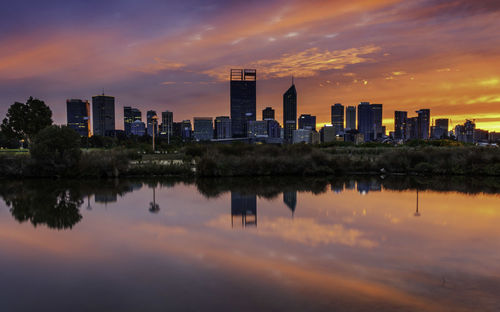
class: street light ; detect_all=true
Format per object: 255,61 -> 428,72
152,115 -> 159,152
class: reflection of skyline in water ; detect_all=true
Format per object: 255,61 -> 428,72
0,177 -> 499,311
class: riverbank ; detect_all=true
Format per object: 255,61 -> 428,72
1,144 -> 499,178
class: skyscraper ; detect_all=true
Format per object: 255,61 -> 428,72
262,107 -> 275,120
215,116 -> 232,139
298,114 -> 316,131
370,104 -> 383,139
283,191 -> 297,217
416,109 -> 430,139
193,117 -> 213,141
231,192 -> 257,227
124,106 -> 141,136
394,111 -> 408,141
435,119 -> 449,133
66,99 -> 90,137
92,94 -> 115,136
160,111 -> 173,138
357,102 -> 373,142
331,103 -> 344,134
283,82 -> 297,143
346,106 -> 356,130
146,110 -> 158,137
230,69 -> 256,137
130,120 -> 146,136
181,120 -> 192,141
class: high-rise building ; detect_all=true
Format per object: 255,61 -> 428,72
357,102 -> 373,142
262,107 -> 275,120
331,103 -> 344,134
407,117 -> 419,140
146,110 -> 158,137
370,104 -> 383,139
66,99 -> 90,137
321,125 -> 336,143
124,106 -> 141,136
247,120 -> 268,137
283,82 -> 297,143
345,106 -> 356,131
215,116 -> 232,139
160,111 -> 173,138
230,69 -> 256,137
435,119 -> 449,133
298,114 -> 316,131
394,111 -> 408,141
193,117 -> 213,141
181,120 -> 192,141
130,120 -> 146,136
92,94 -> 115,136
416,109 -> 430,139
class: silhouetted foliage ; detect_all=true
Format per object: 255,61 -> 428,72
30,125 -> 81,176
1,97 -> 52,144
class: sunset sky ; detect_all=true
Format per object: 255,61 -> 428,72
1,0 -> 499,131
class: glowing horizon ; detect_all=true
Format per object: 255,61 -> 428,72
1,0 -> 499,132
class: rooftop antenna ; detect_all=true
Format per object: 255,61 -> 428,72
292,75 -> 294,85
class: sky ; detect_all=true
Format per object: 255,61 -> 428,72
1,0 -> 500,131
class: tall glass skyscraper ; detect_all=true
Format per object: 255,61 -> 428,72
346,106 -> 356,130
416,109 -> 431,139
92,94 -> 115,136
66,99 -> 90,137
394,111 -> 408,140
262,107 -> 275,120
230,69 -> 256,137
331,103 -> 344,134
298,114 -> 316,131
370,104 -> 383,139
357,102 -> 373,142
146,110 -> 158,137
160,111 -> 173,138
283,83 -> 297,143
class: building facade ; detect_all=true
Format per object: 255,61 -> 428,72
394,111 -> 407,141
124,106 -> 141,136
357,102 -> 373,142
193,117 -> 213,141
92,94 -> 115,136
130,120 -> 146,136
298,114 -> 316,131
67,99 -> 90,137
416,109 -> 430,139
331,103 -> 344,134
283,83 -> 297,143
160,111 -> 173,138
215,116 -> 232,139
346,106 -> 356,131
230,69 -> 256,137
262,107 -> 275,120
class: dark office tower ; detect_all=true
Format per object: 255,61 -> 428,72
160,111 -> 173,137
298,114 -> 316,131
215,116 -> 232,139
283,191 -> 297,216
416,109 -> 430,139
346,106 -> 356,130
407,117 -> 419,140
230,69 -> 256,137
231,192 -> 257,227
283,83 -> 297,143
146,110 -> 158,137
92,94 -> 115,136
357,102 -> 373,142
66,99 -> 90,137
262,107 -> 275,120
331,103 -> 344,134
370,104 -> 383,139
193,117 -> 213,141
436,119 -> 449,132
394,111 -> 408,141
124,106 -> 141,136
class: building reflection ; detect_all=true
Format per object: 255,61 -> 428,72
149,186 -> 160,214
283,191 -> 297,217
231,192 -> 257,228
414,189 -> 421,217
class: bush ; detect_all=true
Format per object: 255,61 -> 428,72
30,126 -> 81,176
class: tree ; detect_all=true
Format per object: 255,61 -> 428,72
30,125 -> 81,175
1,97 -> 53,144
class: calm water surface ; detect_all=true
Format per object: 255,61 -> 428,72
0,177 -> 499,312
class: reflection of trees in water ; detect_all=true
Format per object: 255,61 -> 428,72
0,181 -> 84,230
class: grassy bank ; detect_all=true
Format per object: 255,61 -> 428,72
0,144 -> 499,178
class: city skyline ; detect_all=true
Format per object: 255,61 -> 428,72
1,1 -> 500,131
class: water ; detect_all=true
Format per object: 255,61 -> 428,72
0,177 -> 499,312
